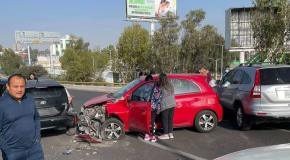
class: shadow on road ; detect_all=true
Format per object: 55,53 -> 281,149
218,109 -> 290,131
41,129 -> 68,137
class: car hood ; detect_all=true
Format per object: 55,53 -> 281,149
83,94 -> 114,107
214,143 -> 290,160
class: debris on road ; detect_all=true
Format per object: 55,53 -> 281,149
63,149 -> 73,155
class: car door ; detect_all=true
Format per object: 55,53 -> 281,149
170,78 -> 202,127
128,82 -> 154,133
218,70 -> 242,110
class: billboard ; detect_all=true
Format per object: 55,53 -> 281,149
126,0 -> 176,19
15,31 -> 61,44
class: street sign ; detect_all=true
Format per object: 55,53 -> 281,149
15,31 -> 61,44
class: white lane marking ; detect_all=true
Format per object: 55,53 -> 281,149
138,136 -> 207,160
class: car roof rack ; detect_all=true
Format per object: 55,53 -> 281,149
238,62 -> 288,67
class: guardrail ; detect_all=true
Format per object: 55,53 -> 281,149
58,81 -> 127,87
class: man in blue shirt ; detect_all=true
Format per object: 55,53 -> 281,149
0,74 -> 44,160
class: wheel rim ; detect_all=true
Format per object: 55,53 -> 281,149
236,107 -> 243,127
104,122 -> 122,140
198,113 -> 215,131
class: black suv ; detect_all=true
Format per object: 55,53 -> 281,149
0,78 -> 76,131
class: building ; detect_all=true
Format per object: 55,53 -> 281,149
225,7 -> 255,64
50,35 -> 77,56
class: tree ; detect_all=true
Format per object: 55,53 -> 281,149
60,38 -> 94,81
116,23 -> 151,82
152,17 -> 180,73
91,47 -> 111,81
24,48 -> 38,65
252,0 -> 290,63
16,65 -> 48,79
180,9 -> 226,73
0,49 -> 23,75
180,9 -> 205,72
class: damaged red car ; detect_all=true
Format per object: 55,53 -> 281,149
76,74 -> 223,141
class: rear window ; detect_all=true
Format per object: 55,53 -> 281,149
26,86 -> 67,98
260,67 -> 290,85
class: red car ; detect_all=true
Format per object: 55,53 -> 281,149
77,74 -> 223,141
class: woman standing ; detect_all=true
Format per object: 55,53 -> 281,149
158,73 -> 176,140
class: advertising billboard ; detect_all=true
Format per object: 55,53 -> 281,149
126,0 -> 176,19
15,31 -> 61,44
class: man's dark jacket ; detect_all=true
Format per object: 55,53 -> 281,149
0,93 -> 42,159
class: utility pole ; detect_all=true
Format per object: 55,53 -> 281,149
221,45 -> 224,78
209,58 -> 220,80
27,45 -> 31,65
150,20 -> 155,36
215,44 -> 224,79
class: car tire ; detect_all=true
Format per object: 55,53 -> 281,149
101,118 -> 125,141
235,105 -> 252,131
194,110 -> 217,133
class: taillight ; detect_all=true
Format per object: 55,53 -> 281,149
250,69 -> 261,98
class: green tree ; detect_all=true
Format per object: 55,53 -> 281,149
199,25 -> 225,73
116,23 -> 151,82
152,17 -> 180,73
180,9 -> 226,73
16,65 -> 48,79
60,39 -> 94,81
0,49 -> 23,75
91,46 -> 111,81
180,9 -> 205,72
24,48 -> 38,65
252,0 -> 290,63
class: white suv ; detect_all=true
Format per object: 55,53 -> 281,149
216,64 -> 290,130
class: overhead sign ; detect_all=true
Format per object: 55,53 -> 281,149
126,0 -> 177,19
15,31 -> 61,44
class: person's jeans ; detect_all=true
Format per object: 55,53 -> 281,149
2,142 -> 44,160
161,107 -> 175,134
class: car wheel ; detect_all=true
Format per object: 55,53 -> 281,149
195,110 -> 217,133
235,105 -> 252,131
101,118 -> 124,141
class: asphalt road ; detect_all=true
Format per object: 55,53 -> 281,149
2,89 -> 290,160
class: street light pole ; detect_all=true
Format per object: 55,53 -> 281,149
215,44 -> 224,79
221,45 -> 224,78
209,58 -> 220,80
215,59 -> 218,80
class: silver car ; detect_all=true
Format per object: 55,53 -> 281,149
216,64 -> 290,130
214,143 -> 290,160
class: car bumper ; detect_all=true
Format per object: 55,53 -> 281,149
40,113 -> 77,130
254,116 -> 290,123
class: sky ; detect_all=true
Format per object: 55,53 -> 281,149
0,0 -> 253,50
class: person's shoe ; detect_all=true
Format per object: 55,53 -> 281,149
144,134 -> 151,141
150,136 -> 157,142
158,134 -> 170,140
169,133 -> 174,139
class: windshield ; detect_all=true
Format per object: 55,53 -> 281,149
112,79 -> 141,99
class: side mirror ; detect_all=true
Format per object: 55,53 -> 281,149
222,81 -> 231,88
